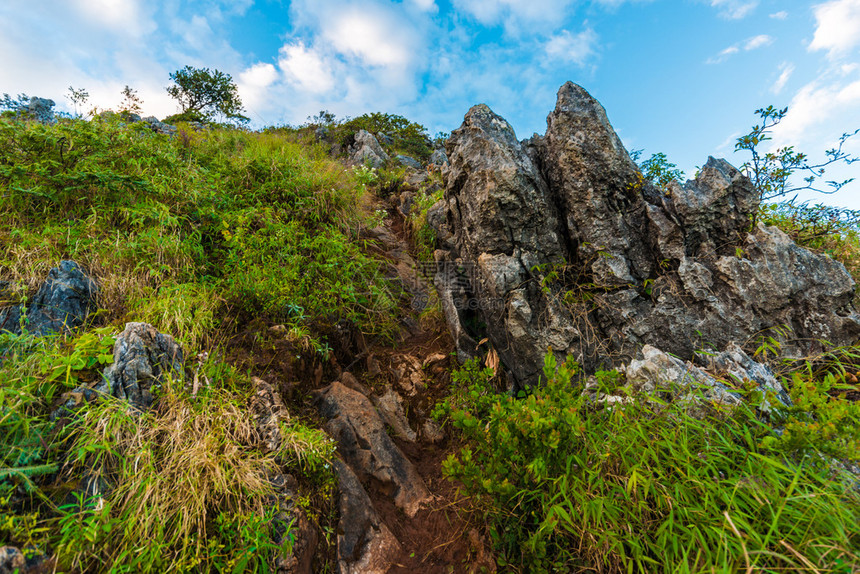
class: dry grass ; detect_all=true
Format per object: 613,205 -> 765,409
58,381 -> 282,572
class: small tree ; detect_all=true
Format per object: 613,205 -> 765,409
734,105 -> 859,202
119,85 -> 143,116
640,152 -> 685,190
65,87 -> 89,118
166,66 -> 248,124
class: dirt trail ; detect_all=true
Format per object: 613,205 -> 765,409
227,192 -> 496,573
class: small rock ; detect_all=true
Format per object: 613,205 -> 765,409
372,386 -> 417,442
421,419 -> 445,444
0,547 -> 24,574
429,148 -> 449,166
391,354 -> 427,396
250,377 -> 289,452
399,191 -> 416,217
349,130 -> 389,169
366,354 -> 382,377
340,371 -> 371,396
314,126 -> 330,142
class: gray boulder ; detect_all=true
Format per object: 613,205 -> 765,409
26,97 -> 55,124
53,322 -> 182,416
619,345 -> 791,413
429,148 -> 449,166
349,130 -> 389,169
97,322 -> 183,411
395,154 -> 422,170
436,82 -> 860,386
0,261 -> 98,337
316,381 -> 431,517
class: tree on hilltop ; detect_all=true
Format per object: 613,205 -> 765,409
166,66 -> 248,124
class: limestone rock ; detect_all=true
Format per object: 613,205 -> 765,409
99,323 -> 183,411
429,148 -> 449,166
250,377 -> 289,452
396,154 -> 422,170
349,130 -> 389,169
372,386 -> 417,442
316,381 -> 431,517
619,345 -> 791,414
269,473 -> 318,574
435,81 -> 860,385
0,261 -> 98,337
334,460 -> 401,574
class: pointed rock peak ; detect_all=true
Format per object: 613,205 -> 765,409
457,104 -> 519,147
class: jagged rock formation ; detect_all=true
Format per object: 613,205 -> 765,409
24,97 -> 56,124
434,82 -> 860,386
0,261 -> 98,337
349,129 -> 389,168
617,344 -> 791,413
56,322 -> 183,415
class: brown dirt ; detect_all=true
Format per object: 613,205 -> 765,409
221,197 -> 498,573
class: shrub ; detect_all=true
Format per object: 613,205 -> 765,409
436,353 -> 860,572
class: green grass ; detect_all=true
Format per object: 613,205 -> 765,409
0,114 -> 398,353
435,354 -> 860,573
0,112 -> 396,571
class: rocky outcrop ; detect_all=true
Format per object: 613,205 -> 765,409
56,322 -> 183,415
349,130 -> 389,169
436,82 -> 860,386
316,381 -> 431,517
25,97 -> 55,124
0,261 -> 98,337
619,344 -> 790,413
97,322 -> 183,411
395,154 -> 422,170
333,460 -> 401,574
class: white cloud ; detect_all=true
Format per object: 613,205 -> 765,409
771,62 -> 795,94
707,34 -> 772,63
454,0 -> 576,33
744,34 -> 773,50
238,62 -> 278,113
770,77 -> 860,149
809,0 -> 860,58
769,10 -> 788,19
710,0 -> 758,19
545,28 -> 598,65
69,0 -> 155,37
323,10 -> 414,67
277,43 -> 336,94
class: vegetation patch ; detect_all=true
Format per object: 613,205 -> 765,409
435,354 -> 860,573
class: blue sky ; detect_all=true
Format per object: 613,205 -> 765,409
1,0 -> 859,207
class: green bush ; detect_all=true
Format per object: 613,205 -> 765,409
436,354 -> 860,572
337,112 -> 432,161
